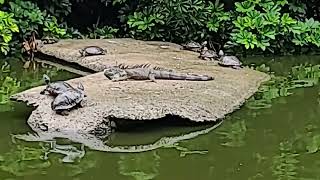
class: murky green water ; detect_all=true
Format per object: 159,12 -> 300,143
0,56 -> 320,180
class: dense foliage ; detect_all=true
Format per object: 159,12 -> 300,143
1,0 -> 320,56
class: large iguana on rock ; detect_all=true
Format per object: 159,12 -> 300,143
103,63 -> 214,82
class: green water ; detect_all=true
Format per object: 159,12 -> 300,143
0,57 -> 320,180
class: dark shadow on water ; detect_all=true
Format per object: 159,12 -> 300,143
110,114 -> 216,132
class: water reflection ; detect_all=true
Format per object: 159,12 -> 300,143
246,63 -> 320,110
0,143 -> 51,177
215,118 -> 247,147
0,58 -> 79,111
118,151 -> 160,180
271,141 -> 300,180
12,120 -> 223,154
0,56 -> 320,179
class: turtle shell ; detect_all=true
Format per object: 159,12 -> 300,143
42,81 -> 74,96
183,41 -> 202,48
182,41 -> 203,52
199,48 -> 218,59
81,46 -> 106,56
219,56 -> 242,67
51,88 -> 85,111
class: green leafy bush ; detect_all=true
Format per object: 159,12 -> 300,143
87,26 -> 119,39
9,0 -> 66,38
0,0 -> 68,56
2,0 -> 320,57
0,10 -> 19,55
229,0 -> 320,54
122,0 -> 229,43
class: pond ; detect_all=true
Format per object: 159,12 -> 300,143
0,56 -> 320,180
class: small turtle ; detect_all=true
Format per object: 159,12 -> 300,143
218,50 -> 243,69
40,74 -> 74,96
198,47 -> 219,61
51,83 -> 86,116
182,41 -> 207,52
41,36 -> 59,44
79,46 -> 106,57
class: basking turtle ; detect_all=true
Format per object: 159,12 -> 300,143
40,74 -> 74,96
51,83 -> 86,116
41,36 -> 59,44
79,46 -> 106,57
198,47 -> 219,61
218,50 -> 243,69
182,41 -> 207,52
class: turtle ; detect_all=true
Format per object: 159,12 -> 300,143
198,47 -> 219,61
51,83 -> 86,116
218,50 -> 243,69
182,41 -> 207,52
79,46 -> 106,57
40,74 -> 74,96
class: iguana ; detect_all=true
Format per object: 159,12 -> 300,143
103,63 -> 214,82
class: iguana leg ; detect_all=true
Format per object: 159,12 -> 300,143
57,110 -> 69,116
148,73 -> 156,82
111,76 -> 129,82
40,89 -> 46,95
232,66 -> 242,70
79,100 -> 86,108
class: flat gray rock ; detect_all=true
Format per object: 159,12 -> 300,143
11,38 -> 270,134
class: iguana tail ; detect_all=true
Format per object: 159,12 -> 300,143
156,71 -> 214,81
117,63 -> 174,72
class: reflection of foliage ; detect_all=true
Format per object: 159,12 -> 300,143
247,63 -> 320,109
0,76 -> 21,105
0,58 -> 78,111
11,134 -> 96,178
118,151 -> 160,180
49,143 -> 86,163
0,61 -> 21,111
215,120 -> 247,147
64,151 -> 96,177
291,124 -> 320,154
0,145 -> 50,176
271,141 -> 300,180
164,143 -> 208,157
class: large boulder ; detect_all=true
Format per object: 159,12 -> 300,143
11,38 -> 270,134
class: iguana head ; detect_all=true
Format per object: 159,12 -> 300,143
103,67 -> 125,80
